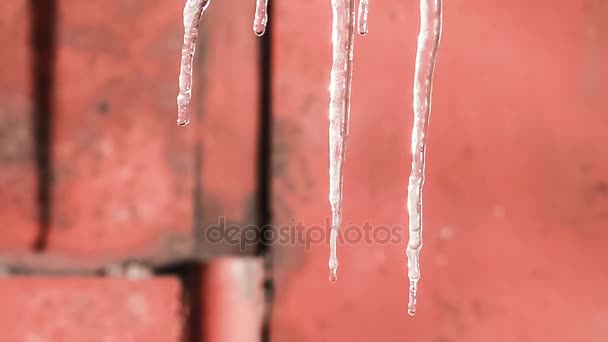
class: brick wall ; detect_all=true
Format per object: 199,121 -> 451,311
3,0 -> 608,341
0,0 -> 262,340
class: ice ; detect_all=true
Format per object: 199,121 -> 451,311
357,0 -> 369,36
328,0 -> 356,283
406,0 -> 443,316
253,0 -> 269,36
177,0 -> 211,126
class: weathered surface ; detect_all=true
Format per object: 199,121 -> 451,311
46,0 -> 195,268
0,1 -> 38,252
271,0 -> 608,341
0,0 -> 259,270
197,0 -> 260,258
202,258 -> 265,342
0,277 -> 183,341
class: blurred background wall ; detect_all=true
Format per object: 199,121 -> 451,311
0,0 -> 607,341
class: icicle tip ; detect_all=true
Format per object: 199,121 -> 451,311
253,25 -> 266,36
329,269 -> 337,283
177,118 -> 190,127
407,281 -> 418,316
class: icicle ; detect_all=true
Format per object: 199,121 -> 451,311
328,0 -> 356,283
253,0 -> 269,36
406,0 -> 442,316
357,0 -> 369,36
177,0 -> 211,126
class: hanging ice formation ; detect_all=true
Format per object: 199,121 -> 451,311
177,0 -> 211,126
328,0 -> 356,283
357,0 -> 369,36
406,0 -> 443,316
174,0 -> 444,318
253,0 -> 269,36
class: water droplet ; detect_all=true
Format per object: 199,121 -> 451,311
253,24 -> 266,36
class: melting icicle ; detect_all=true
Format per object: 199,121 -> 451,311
253,0 -> 269,36
328,0 -> 356,283
406,0 -> 442,316
177,0 -> 211,126
357,0 -> 369,36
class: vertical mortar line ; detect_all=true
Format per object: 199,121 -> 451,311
193,6 -> 208,255
154,263 -> 202,342
187,12 -> 210,342
256,0 -> 274,341
29,0 -> 57,252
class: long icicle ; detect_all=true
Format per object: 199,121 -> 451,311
328,0 -> 356,283
253,0 -> 269,36
406,0 -> 443,316
177,0 -> 211,126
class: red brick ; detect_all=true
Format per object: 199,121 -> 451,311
198,0 -> 260,255
0,1 -> 38,251
271,1 -> 608,341
44,0 -> 195,267
0,0 -> 260,269
202,258 -> 264,342
0,277 -> 183,341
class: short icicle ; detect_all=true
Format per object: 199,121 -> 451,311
328,0 -> 356,283
177,0 -> 211,126
406,0 -> 443,316
357,0 -> 369,36
253,0 -> 269,36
